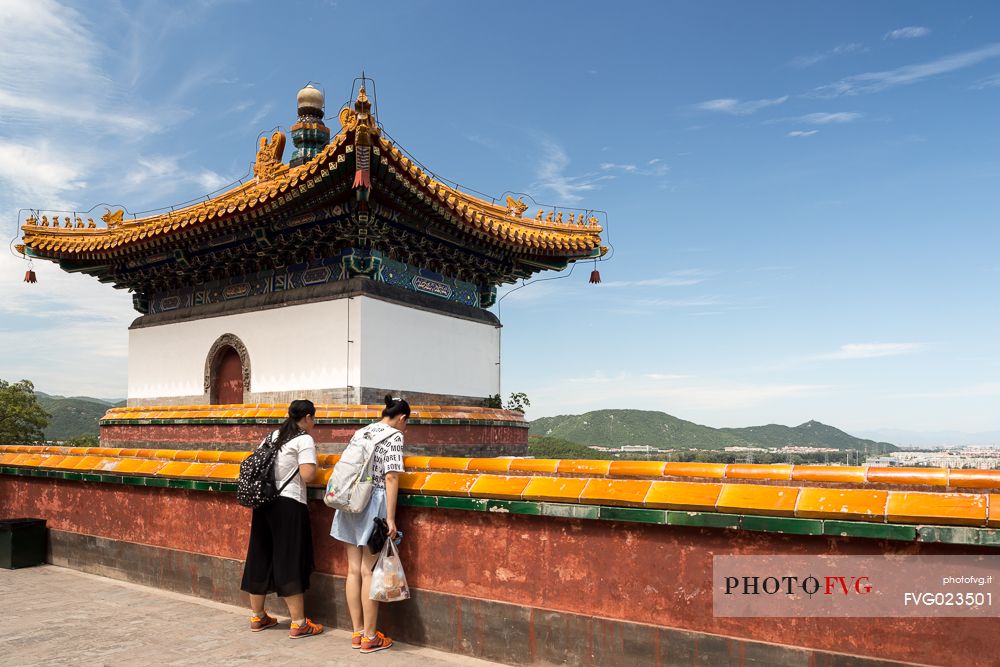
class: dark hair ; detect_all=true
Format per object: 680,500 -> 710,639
382,394 -> 410,419
275,399 -> 315,447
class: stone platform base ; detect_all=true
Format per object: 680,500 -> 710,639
48,530 -> 909,667
99,404 -> 529,456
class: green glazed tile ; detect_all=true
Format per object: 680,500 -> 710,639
220,482 -> 239,493
599,506 -> 667,524
121,476 -> 148,486
667,511 -> 742,529
170,479 -> 199,490
29,468 -> 49,477
80,473 -> 102,482
823,520 -> 916,542
741,515 -> 823,535
306,488 -> 325,501
399,494 -> 437,508
917,526 -> 1000,546
437,496 -> 488,511
144,477 -> 170,488
486,499 -> 542,516
100,475 -> 124,484
541,502 -> 600,520
191,481 -> 218,491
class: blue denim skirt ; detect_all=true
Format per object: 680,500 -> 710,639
330,486 -> 386,547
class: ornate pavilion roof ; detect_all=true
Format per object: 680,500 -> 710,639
19,85 -> 605,299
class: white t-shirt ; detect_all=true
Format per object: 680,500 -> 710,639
354,422 -> 405,489
268,430 -> 317,504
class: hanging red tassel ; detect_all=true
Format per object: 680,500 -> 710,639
589,268 -> 601,284
24,270 -> 37,283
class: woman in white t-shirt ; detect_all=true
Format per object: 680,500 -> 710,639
240,399 -> 323,639
330,395 -> 408,654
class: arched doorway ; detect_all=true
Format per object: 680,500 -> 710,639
205,334 -> 251,405
213,346 -> 244,404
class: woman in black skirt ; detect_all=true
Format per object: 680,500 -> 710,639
240,399 -> 323,638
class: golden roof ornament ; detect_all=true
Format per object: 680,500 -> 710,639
505,196 -> 528,217
254,131 -> 286,182
101,208 -> 124,228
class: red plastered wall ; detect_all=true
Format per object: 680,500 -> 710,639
2,475 -> 996,667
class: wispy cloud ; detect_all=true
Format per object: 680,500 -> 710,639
885,26 -> 931,40
787,130 -> 818,138
970,73 -> 1000,90
599,158 -> 669,177
632,296 -> 725,308
600,270 -> 708,288
813,43 -> 1000,97
125,156 -> 227,193
789,42 -> 866,69
697,95 -> 788,115
797,112 -> 863,124
534,139 -> 612,203
0,0 -> 178,134
811,342 -> 926,361
895,382 -> 1000,399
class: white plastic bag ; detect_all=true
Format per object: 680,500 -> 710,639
369,538 -> 409,602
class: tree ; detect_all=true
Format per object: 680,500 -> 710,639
484,392 -> 532,414
0,379 -> 49,445
64,434 -> 99,447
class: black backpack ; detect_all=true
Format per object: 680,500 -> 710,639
236,430 -> 301,508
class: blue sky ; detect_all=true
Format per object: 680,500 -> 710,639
2,1 -> 999,439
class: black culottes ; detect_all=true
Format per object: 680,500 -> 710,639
240,496 -> 314,597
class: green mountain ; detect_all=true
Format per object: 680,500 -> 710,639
529,409 -> 752,449
721,420 -> 897,453
529,410 -> 897,451
35,392 -> 124,440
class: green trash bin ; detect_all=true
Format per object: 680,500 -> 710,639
0,518 -> 47,569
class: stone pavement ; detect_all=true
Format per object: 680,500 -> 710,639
2,565 -> 507,666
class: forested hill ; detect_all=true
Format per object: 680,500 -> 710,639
528,409 -> 897,451
35,392 -> 125,440
721,420 -> 897,452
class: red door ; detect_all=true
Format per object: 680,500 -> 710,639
215,347 -> 244,404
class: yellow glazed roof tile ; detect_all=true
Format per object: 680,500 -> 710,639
643,481 -> 723,511
135,460 -> 168,475
468,475 -> 531,500
398,472 -> 431,492
662,462 -> 728,479
426,457 -> 472,471
419,473 -> 478,497
947,469 -> 1000,490
521,477 -> 588,503
867,467 -> 949,487
509,459 -> 559,474
466,458 -> 513,474
790,465 -> 867,485
725,464 -> 793,481
110,459 -> 149,474
885,491 -> 987,526
155,461 -> 193,477
579,479 -> 652,508
38,456 -> 69,469
989,494 -> 1000,528
794,487 -> 888,522
608,461 -> 666,478
716,483 -> 800,517
556,460 -> 612,476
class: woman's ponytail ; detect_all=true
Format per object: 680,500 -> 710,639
274,399 -> 316,447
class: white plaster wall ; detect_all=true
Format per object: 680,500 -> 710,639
128,299 -> 359,399
358,298 -> 500,397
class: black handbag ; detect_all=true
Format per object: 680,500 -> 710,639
367,517 -> 389,555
